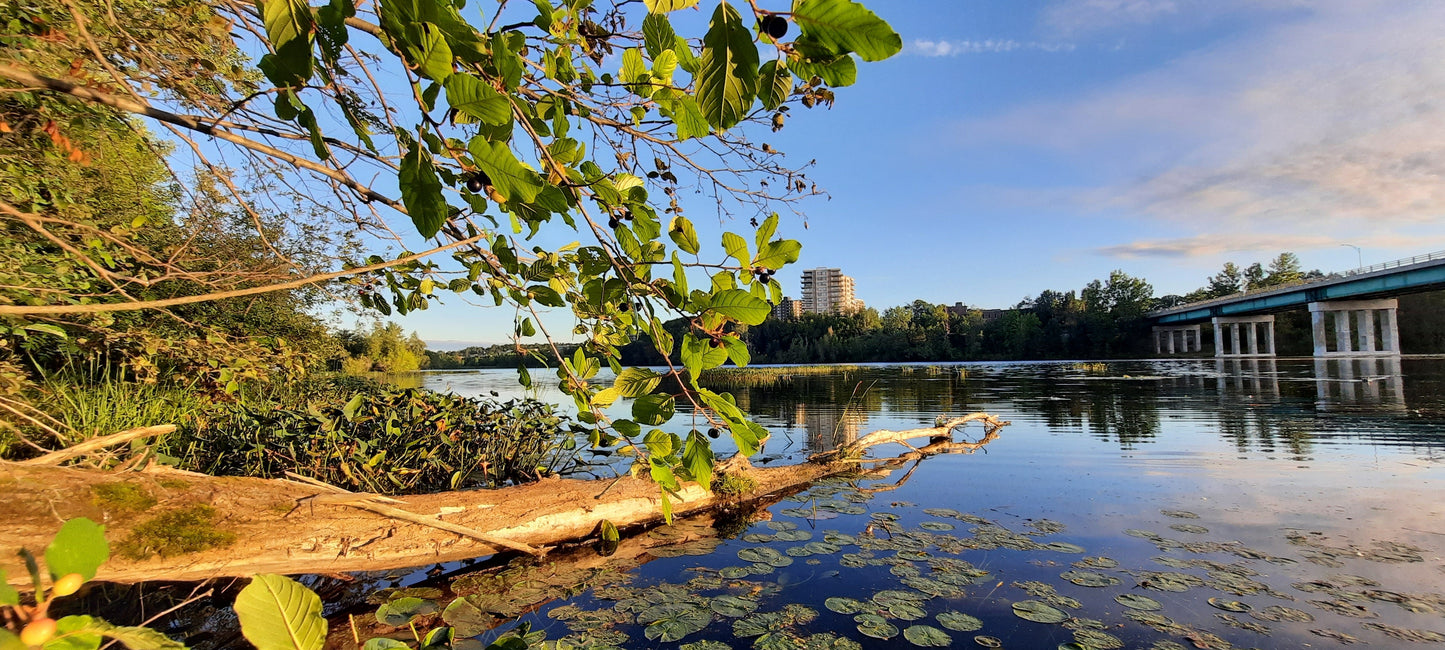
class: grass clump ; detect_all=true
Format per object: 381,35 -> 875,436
713,472 -> 758,497
696,365 -> 863,389
91,482 -> 157,514
118,505 -> 236,560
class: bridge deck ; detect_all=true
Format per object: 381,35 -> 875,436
1151,250 -> 1445,325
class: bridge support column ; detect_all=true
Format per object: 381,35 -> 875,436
1308,299 -> 1400,356
1152,325 -> 1201,356
1211,315 -> 1276,357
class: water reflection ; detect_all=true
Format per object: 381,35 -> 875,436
1314,356 -> 1407,411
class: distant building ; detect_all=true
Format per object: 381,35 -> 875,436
947,302 -> 1007,322
771,296 -> 803,320
800,267 -> 863,315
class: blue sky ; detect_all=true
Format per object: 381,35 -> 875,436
386,0 -> 1445,347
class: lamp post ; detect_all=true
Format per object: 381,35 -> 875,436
1340,243 -> 1362,269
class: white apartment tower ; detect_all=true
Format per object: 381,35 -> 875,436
800,267 -> 863,315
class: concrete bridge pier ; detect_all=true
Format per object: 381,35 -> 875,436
1308,299 -> 1400,356
1211,315 -> 1276,357
1152,325 -> 1202,355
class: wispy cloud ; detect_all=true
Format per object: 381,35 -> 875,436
908,39 -> 1076,57
1041,0 -> 1301,36
955,0 -> 1445,234
1094,233 -> 1435,259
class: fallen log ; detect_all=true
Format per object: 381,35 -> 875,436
0,413 -> 1007,585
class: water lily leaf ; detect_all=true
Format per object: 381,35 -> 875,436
442,597 -> 498,637
1060,571 -> 1119,588
1011,600 -> 1068,624
642,603 -> 711,642
853,613 -> 897,640
1043,542 -> 1086,554
738,547 -> 793,567
1249,605 -> 1313,623
1114,594 -> 1162,611
734,612 -> 789,638
774,530 -> 812,542
1072,630 -> 1123,649
974,636 -> 1002,648
720,566 -> 752,579
1072,556 -> 1119,569
887,602 -> 927,621
1169,524 -> 1209,534
919,522 -> 954,531
368,587 -> 444,605
1207,597 -> 1250,613
922,508 -> 961,518
1160,509 -> 1199,519
936,611 -> 982,632
711,595 -> 759,617
824,597 -> 867,615
902,625 -> 951,647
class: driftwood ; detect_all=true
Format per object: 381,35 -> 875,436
0,413 -> 1007,585
21,424 -> 176,466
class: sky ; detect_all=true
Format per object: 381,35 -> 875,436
384,0 -> 1445,348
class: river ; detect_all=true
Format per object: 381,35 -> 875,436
399,357 -> 1445,649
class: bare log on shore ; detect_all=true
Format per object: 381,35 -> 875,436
0,413 -> 1007,585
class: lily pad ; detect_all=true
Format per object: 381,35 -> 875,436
775,530 -> 813,542
887,602 -> 928,621
734,612 -> 790,638
1073,556 -> 1119,569
825,597 -> 867,615
1249,605 -> 1314,623
642,604 -> 711,642
1044,542 -> 1086,554
936,611 -> 983,632
974,635 -> 1002,648
1060,570 -> 1119,588
442,597 -> 498,637
902,625 -> 951,647
1169,524 -> 1209,534
377,597 -> 437,626
922,508 -> 962,518
1072,629 -> 1124,649
1012,600 -> 1069,624
920,522 -> 955,531
1207,597 -> 1250,613
711,595 -> 759,617
854,613 -> 899,640
1160,509 -> 1200,519
739,547 -> 794,567
1114,594 -> 1163,611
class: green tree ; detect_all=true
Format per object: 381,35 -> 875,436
0,0 -> 903,507
1206,262 -> 1244,298
1264,252 -> 1303,286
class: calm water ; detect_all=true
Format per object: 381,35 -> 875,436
393,358 -> 1445,649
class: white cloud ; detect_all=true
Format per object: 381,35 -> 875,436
1041,0 -> 1303,36
1095,233 -> 1438,259
956,0 -> 1445,233
908,39 -> 1076,57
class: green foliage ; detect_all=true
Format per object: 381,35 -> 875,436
234,574 -> 326,650
171,381 -> 575,494
116,505 -> 236,560
44,519 -> 109,582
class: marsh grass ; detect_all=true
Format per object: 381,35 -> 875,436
696,365 -> 864,389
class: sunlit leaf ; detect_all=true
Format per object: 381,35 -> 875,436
235,574 -> 326,650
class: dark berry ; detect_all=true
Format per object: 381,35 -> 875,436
622,209 -> 634,221
707,427 -> 721,439
608,218 -> 621,228
466,176 -> 484,193
761,14 -> 788,39
709,338 -> 722,348
618,302 -> 631,312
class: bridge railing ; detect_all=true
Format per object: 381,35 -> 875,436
1150,248 -> 1445,317
1342,249 -> 1445,277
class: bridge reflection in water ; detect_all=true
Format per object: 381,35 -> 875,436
1312,356 -> 1406,412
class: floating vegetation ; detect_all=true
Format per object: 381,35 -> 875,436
1012,600 -> 1070,624
853,613 -> 898,640
1060,570 -> 1119,588
1169,523 -> 1209,534
696,364 -> 864,388
1074,556 -> 1120,569
1206,597 -> 1250,613
974,635 -> 1003,647
902,624 -> 952,647
1115,594 -> 1163,611
1160,509 -> 1200,519
1361,622 -> 1445,643
936,611 -> 983,632
1072,629 -> 1124,649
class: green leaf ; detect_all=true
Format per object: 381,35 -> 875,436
89,623 -> 186,650
614,368 -> 662,397
45,518 -> 109,582
697,2 -> 758,130
621,48 -> 650,94
404,22 -> 454,81
721,232 -> 750,265
721,335 -> 751,366
668,216 -> 701,254
235,574 -> 327,650
23,323 -> 68,339
791,0 -> 902,61
467,137 -> 545,203
0,570 -> 16,606
0,630 -> 23,650
342,393 -> 365,421
681,334 -> 728,380
758,60 -> 792,111
601,519 -> 620,543
256,0 -> 314,84
709,289 -> 770,325
399,142 -> 448,238
46,616 -> 102,650
633,394 -> 676,426
642,13 -> 678,59
789,52 -> 857,87
683,431 -> 715,489
361,640 -> 410,650
752,240 -> 801,270
650,458 -> 681,491
658,90 -> 711,140
643,0 -> 699,12
755,213 -> 779,249
444,75 -> 512,124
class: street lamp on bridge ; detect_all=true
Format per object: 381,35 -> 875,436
1340,243 -> 1362,269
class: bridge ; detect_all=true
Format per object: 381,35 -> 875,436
1146,250 -> 1445,358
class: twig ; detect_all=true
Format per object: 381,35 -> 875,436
22,425 -> 176,465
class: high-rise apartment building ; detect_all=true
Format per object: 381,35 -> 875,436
799,267 -> 863,315
770,296 -> 804,320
